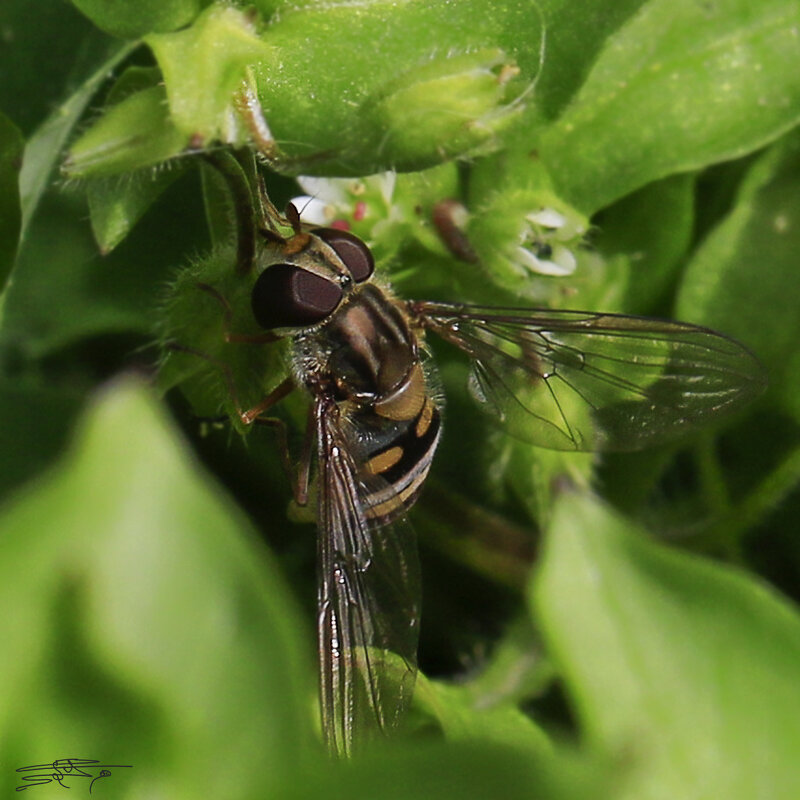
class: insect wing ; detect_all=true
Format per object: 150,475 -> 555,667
315,398 -> 420,757
412,302 -> 766,451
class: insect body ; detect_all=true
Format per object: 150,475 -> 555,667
249,225 -> 441,756
252,227 -> 444,520
214,205 -> 765,757
292,280 -> 442,524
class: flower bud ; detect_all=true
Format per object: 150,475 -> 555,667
374,49 -> 525,170
63,86 -> 189,178
468,188 -> 589,297
64,6 -> 274,178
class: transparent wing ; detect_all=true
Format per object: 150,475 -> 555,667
411,301 -> 766,451
315,397 -> 420,758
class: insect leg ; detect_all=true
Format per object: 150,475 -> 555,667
295,402 -> 317,507
233,83 -> 282,165
252,399 -> 316,508
239,378 -> 295,424
168,339 -> 307,493
195,282 -> 278,344
164,342 -> 294,427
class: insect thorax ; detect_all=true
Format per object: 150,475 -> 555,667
293,283 -> 443,521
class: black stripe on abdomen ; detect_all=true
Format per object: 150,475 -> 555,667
361,400 -> 442,522
377,405 -> 440,486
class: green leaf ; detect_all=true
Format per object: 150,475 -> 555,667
70,0 -> 211,39
532,0 -> 650,121
533,489 -> 800,799
71,67 -> 191,242
0,0 -> 102,136
675,130 -> 800,421
2,192 -> 125,355
505,445 -> 595,528
595,173 -> 695,313
86,165 -> 189,254
539,0 -> 800,213
86,66 -> 188,254
2,169 -> 207,357
412,617 -> 556,755
254,0 -> 541,175
64,85 -> 190,178
105,65 -> 166,105
0,379 -> 315,797
198,148 -> 260,258
200,160 -> 238,252
0,113 -> 23,290
19,40 -> 137,238
66,1 -> 544,177
65,8 -> 274,177
146,6 -> 276,142
414,673 -> 551,756
370,48 -> 523,169
284,741 -> 612,800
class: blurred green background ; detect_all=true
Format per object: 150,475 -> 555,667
2,0 -> 800,798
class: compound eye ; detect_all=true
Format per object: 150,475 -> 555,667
251,263 -> 343,329
313,228 -> 375,282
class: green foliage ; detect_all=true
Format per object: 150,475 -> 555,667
0,380 -> 315,797
65,84 -> 189,178
2,0 -> 800,797
538,0 -> 800,213
155,243 -> 291,426
18,40 -> 138,240
535,490 -> 800,799
677,131 -> 800,421
71,0 -> 213,39
146,6 -> 274,143
65,0 -> 542,177
0,113 -> 23,289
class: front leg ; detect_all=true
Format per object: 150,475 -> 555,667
195,282 -> 278,345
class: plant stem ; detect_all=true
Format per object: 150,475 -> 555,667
201,148 -> 256,275
702,442 -> 800,552
694,434 -> 731,518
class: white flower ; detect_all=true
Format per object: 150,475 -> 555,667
515,206 -> 586,277
290,195 -> 331,226
526,208 -> 567,230
526,207 -> 585,242
515,242 -> 576,277
292,173 -> 397,225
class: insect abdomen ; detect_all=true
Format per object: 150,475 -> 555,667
359,395 -> 442,524
303,282 -> 443,523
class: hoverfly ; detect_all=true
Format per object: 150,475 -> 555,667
176,188 -> 764,758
